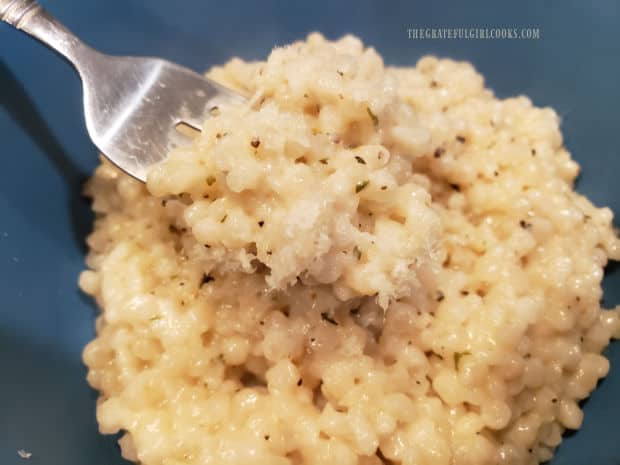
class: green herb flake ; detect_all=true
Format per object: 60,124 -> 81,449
353,246 -> 362,260
201,274 -> 215,285
354,156 -> 367,165
366,106 -> 379,127
220,214 -> 228,223
355,180 -> 369,193
454,351 -> 471,367
321,312 -> 338,325
319,158 -> 329,165
206,175 -> 216,186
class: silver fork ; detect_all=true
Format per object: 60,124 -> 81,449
0,0 -> 245,181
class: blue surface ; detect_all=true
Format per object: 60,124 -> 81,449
0,0 -> 618,464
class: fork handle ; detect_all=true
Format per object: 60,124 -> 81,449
1,0 -> 89,69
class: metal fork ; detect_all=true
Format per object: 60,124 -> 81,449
0,0 -> 245,181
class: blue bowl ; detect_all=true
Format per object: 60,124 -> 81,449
1,1 -> 618,464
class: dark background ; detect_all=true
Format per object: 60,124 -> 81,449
0,1 -> 618,464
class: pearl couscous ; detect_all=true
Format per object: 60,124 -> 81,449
80,34 -> 620,465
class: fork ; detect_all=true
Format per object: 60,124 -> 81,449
0,0 -> 245,181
